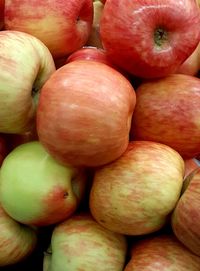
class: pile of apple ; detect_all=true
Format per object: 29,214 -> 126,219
1,0 -> 200,270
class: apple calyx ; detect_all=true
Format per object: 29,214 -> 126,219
154,27 -> 168,48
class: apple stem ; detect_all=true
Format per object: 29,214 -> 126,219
154,27 -> 168,47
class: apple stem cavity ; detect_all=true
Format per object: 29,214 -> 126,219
154,27 -> 168,47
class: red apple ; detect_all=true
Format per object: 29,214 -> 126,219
130,74 -> 200,159
124,234 -> 200,271
36,60 -> 136,167
176,43 -> 200,76
0,0 -> 4,30
171,167 -> 200,256
4,0 -> 93,59
66,46 -> 115,67
100,0 -> 200,78
184,158 -> 200,178
89,141 -> 184,236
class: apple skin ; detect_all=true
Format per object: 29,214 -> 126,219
0,0 -> 4,30
43,213 -> 127,271
36,60 -> 136,167
171,167 -> 200,256
89,140 -> 184,236
86,0 -> 104,48
0,141 -> 88,227
0,204 -> 37,266
66,46 -> 113,66
176,43 -> 200,76
130,74 -> 200,159
0,30 -> 56,134
184,158 -> 200,178
4,0 -> 93,59
124,234 -> 200,271
100,0 -> 200,78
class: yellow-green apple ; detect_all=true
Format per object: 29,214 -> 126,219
171,167 -> 200,256
89,141 -> 184,236
184,158 -> 200,178
0,30 -> 56,134
36,60 -> 136,167
4,0 -> 93,59
0,204 -> 37,266
100,0 -> 200,78
130,74 -> 200,159
0,141 -> 88,227
87,0 -> 104,48
176,43 -> 200,76
124,234 -> 200,271
43,213 -> 127,271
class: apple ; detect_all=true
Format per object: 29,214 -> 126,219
43,213 -> 127,271
130,74 -> 200,159
0,0 -> 4,30
0,204 -> 37,266
36,60 -> 136,167
89,140 -> 184,236
124,234 -> 200,271
4,0 -> 93,59
171,167 -> 200,256
184,158 -> 200,178
86,0 -> 104,48
100,0 -> 200,78
66,46 -> 116,67
176,43 -> 200,76
0,30 -> 56,134
0,141 -> 88,227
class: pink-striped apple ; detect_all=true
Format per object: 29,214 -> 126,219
36,60 -> 136,167
100,0 -> 200,78
89,141 -> 184,235
130,74 -> 200,159
4,0 -> 93,59
0,30 -> 55,134
43,213 -> 127,271
0,204 -> 37,266
0,141 -> 87,227
171,167 -> 200,256
124,234 -> 200,271
184,158 -> 200,178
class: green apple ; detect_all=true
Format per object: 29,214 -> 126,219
0,141 -> 87,227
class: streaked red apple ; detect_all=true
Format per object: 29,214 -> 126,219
130,74 -> 200,159
37,60 -> 136,167
124,234 -> 200,271
100,0 -> 200,78
4,0 -> 93,59
89,141 -> 184,235
171,167 -> 200,256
